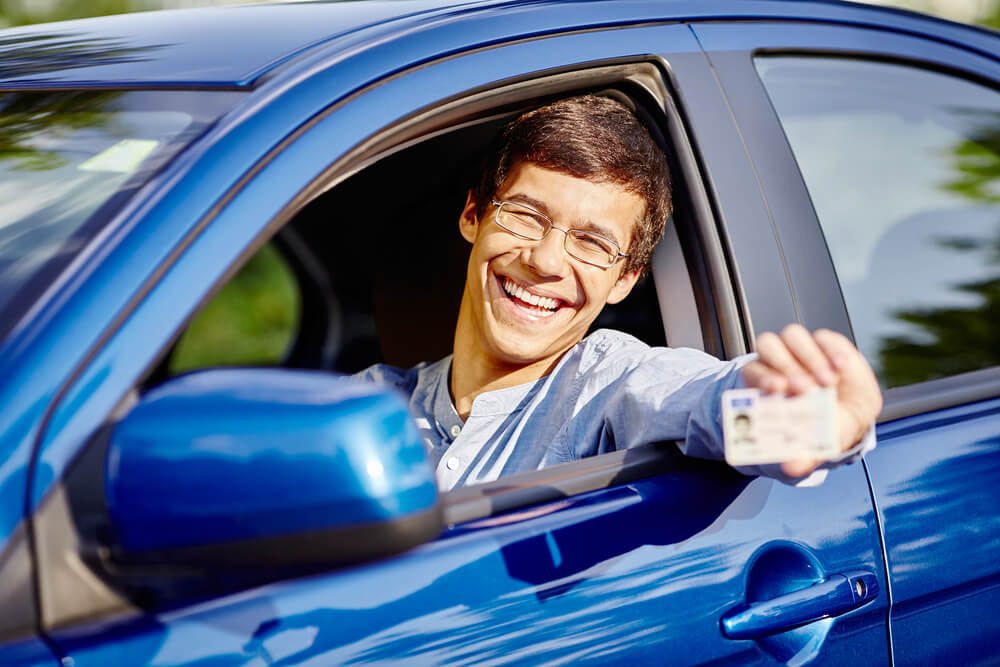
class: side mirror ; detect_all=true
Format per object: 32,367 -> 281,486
105,369 -> 440,570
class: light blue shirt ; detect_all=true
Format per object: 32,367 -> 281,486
356,329 -> 873,490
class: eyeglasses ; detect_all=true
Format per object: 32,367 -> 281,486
491,199 -> 630,268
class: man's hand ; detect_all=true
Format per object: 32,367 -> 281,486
741,324 -> 883,478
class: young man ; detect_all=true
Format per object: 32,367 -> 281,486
359,95 -> 882,490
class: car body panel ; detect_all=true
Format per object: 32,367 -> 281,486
866,397 -> 1000,665
54,470 -> 887,665
0,639 -> 57,667
662,38 -> 798,344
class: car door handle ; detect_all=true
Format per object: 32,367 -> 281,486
721,570 -> 879,640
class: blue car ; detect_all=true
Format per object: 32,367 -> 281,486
1,0 -> 999,664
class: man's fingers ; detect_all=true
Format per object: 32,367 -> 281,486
754,330 -> 814,395
813,328 -> 881,404
813,328 -> 884,442
741,360 -> 788,394
812,328 -> 858,373
779,324 -> 838,387
781,457 -> 822,479
745,326 -> 883,474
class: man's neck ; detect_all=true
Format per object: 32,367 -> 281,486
449,346 -> 562,420
450,296 -> 575,419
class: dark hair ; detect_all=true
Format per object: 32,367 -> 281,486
472,94 -> 672,276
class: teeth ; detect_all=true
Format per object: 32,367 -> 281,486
503,278 -> 559,311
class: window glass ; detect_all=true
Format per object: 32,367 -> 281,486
169,243 -> 301,375
0,89 -> 243,341
756,56 -> 1000,388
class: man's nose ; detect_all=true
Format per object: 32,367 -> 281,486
524,228 -> 567,276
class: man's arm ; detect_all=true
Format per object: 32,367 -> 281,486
576,328 -> 880,485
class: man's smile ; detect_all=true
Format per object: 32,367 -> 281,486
500,276 -> 563,312
492,271 -> 572,322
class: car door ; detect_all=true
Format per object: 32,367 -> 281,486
694,16 -> 1000,665
28,12 -> 887,667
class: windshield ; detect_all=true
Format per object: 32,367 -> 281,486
0,89 -> 243,339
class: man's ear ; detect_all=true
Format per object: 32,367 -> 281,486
606,268 -> 641,305
458,190 -> 479,244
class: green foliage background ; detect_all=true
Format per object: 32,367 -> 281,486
169,244 -> 301,375
981,2 -> 1000,29
0,1 -> 268,28
0,0 -> 152,27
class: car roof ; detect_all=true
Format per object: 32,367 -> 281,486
0,0 -> 453,88
0,0 -> 994,89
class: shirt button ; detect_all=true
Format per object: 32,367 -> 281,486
446,456 -> 460,470
450,424 -> 461,438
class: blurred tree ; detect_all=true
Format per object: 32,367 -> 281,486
0,90 -> 120,170
0,0 -> 145,27
982,1 -> 1000,29
169,243 -> 301,374
0,0 -> 266,28
880,275 -> 1000,387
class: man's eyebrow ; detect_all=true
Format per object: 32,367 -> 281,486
572,219 -> 623,244
502,192 -> 550,215
501,192 -> 626,245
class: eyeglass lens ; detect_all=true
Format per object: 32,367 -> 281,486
495,201 -> 619,266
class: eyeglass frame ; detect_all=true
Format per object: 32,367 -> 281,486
490,199 -> 631,269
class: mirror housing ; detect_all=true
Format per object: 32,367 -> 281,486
106,369 -> 440,570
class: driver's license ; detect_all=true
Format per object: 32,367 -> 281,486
721,387 -> 839,466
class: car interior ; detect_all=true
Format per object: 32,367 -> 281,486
151,84 -> 722,376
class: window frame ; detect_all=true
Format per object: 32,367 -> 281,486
152,60 -> 748,514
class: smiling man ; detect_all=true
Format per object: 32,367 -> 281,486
359,95 -> 882,490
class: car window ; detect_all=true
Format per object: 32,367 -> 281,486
168,241 -> 301,375
0,89 -> 243,342
755,56 -> 1000,389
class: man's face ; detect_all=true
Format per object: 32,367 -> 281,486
456,162 -> 644,371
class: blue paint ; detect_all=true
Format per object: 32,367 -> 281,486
867,397 -> 1000,665
0,638 -> 58,666
50,466 -> 887,665
544,531 -> 563,569
106,369 -> 437,553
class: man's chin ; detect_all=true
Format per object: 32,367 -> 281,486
485,327 -> 581,368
